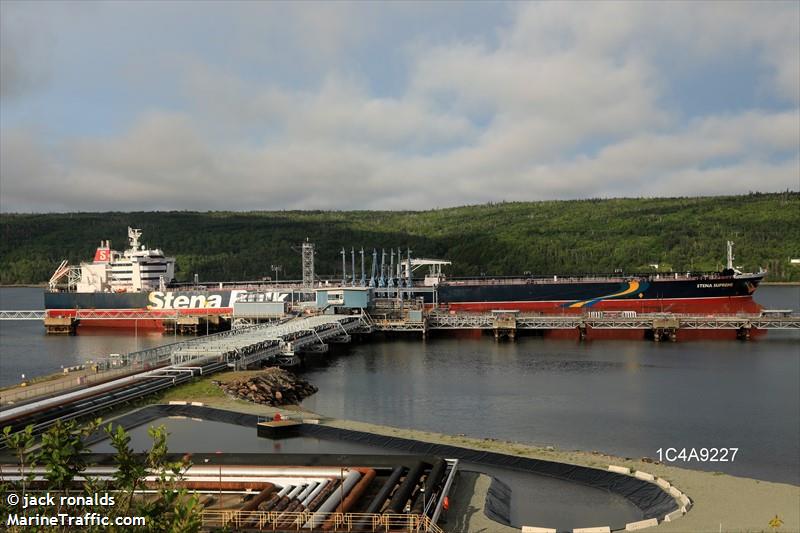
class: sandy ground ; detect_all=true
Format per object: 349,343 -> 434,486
146,388 -> 800,533
447,472 -> 518,533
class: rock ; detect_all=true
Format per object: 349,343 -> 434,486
218,369 -> 317,406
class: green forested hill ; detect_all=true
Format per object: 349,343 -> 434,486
1,192 -> 799,284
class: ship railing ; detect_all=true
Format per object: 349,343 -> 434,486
444,271 -> 743,285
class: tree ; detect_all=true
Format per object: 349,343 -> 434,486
1,425 -> 36,495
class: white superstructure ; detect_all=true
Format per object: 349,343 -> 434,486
76,227 -> 176,293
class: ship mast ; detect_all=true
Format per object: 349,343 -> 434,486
727,241 -> 734,271
128,227 -> 142,250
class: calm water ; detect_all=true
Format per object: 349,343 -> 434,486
91,416 -> 643,529
2,286 -> 798,485
0,287 -> 184,384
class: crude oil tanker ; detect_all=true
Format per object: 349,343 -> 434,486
44,228 -> 765,329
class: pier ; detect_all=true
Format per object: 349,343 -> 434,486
3,307 -> 799,340
368,309 -> 800,341
1,303 -> 798,437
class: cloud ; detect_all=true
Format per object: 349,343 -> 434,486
0,1 -> 798,212
0,2 -> 52,100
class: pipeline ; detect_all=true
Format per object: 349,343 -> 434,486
412,458 -> 446,515
259,492 -> 282,512
183,466 -> 352,477
273,483 -> 305,513
304,471 -> 362,528
271,484 -> 306,528
0,360 -> 228,439
276,498 -> 310,529
296,481 -> 318,503
240,483 -> 276,512
364,466 -> 404,514
287,484 -> 307,500
240,483 -> 278,528
262,485 -> 293,511
272,494 -> 293,512
386,461 -> 426,513
168,480 -> 271,491
336,468 -> 376,513
302,479 -> 329,508
322,468 -> 376,530
307,480 -> 339,512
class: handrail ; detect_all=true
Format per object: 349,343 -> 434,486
200,509 -> 444,533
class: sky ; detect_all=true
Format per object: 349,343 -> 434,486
1,0 -> 798,212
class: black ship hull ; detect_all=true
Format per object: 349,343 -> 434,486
434,273 -> 764,314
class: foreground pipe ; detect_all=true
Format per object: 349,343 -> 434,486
304,470 -> 362,529
162,480 -> 269,491
307,480 -> 338,512
322,468 -> 376,530
336,469 -> 375,513
262,485 -> 292,511
364,466 -> 404,514
297,481 -> 318,503
413,458 -> 446,515
259,492 -> 282,512
276,492 -> 312,529
287,484 -> 306,500
302,479 -> 329,507
240,483 -> 278,528
240,483 -> 276,512
386,461 -> 425,514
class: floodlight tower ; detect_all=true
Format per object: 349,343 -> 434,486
340,248 -> 347,285
301,239 -> 315,289
388,249 -> 395,288
359,248 -> 365,286
369,249 -> 377,287
351,247 -> 356,286
379,249 -> 386,288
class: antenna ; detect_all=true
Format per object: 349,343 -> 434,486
270,264 -> 282,283
127,227 -> 142,250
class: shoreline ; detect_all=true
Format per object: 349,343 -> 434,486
149,378 -> 799,533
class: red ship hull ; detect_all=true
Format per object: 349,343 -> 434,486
46,307 -> 233,332
437,295 -> 762,315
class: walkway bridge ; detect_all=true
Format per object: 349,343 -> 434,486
0,314 -> 370,432
168,314 -> 370,368
0,310 -> 47,320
